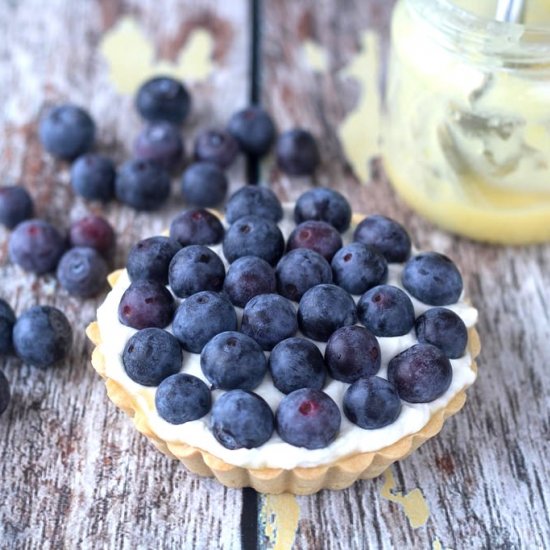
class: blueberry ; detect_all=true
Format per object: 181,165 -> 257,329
331,242 -> 388,295
0,299 -> 16,355
200,331 -> 267,390
127,236 -> 181,285
357,285 -> 415,337
122,328 -> 182,386
136,76 -> 191,125
0,186 -> 34,229
57,247 -> 108,298
156,373 -> 211,424
71,154 -> 116,202
194,128 -> 239,169
168,245 -> 225,298
0,371 -> 10,415
227,107 -> 276,157
115,159 -> 171,211
241,294 -> 298,351
13,306 -> 72,368
294,188 -> 352,232
210,390 -> 274,449
298,284 -> 357,342
69,215 -> 115,258
387,343 -> 452,403
223,215 -> 284,266
170,209 -> 224,246
276,129 -> 320,176
276,388 -> 340,449
223,256 -> 276,308
133,122 -> 184,172
287,220 -> 342,262
269,337 -> 326,394
325,326 -> 380,383
353,215 -> 412,263
118,280 -> 175,329
276,248 -> 332,302
415,307 -> 468,359
180,162 -> 228,208
39,104 -> 95,160
8,219 -> 66,274
172,291 -> 237,353
225,186 -> 283,224
402,252 -> 463,306
343,376 -> 402,429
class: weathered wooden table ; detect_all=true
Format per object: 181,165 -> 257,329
1,1 -> 549,548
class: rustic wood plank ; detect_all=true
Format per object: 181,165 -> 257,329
0,1 -> 250,547
260,1 -> 550,548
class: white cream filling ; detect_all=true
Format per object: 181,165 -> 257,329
96,210 -> 478,469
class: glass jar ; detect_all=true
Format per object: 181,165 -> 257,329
384,0 -> 550,243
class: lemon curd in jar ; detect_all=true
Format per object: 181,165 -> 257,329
384,0 -> 550,243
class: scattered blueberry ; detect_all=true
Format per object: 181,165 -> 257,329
343,376 -> 402,429
122,328 -> 182,386
325,326 -> 380,383
402,252 -> 463,306
69,215 -> 115,258
276,129 -> 320,176
169,209 -> 224,246
0,299 -> 16,355
227,106 -> 276,157
57,247 -> 108,298
415,307 -> 468,359
0,371 -> 10,416
387,343 -> 452,403
8,219 -> 66,274
276,248 -> 332,302
200,331 -> 267,390
156,373 -> 211,424
287,220 -> 342,262
223,215 -> 284,266
172,291 -> 237,353
136,76 -> 191,125
269,337 -> 326,394
0,186 -> 34,229
115,159 -> 171,211
353,215 -> 411,263
298,284 -> 357,341
331,242 -> 388,295
180,162 -> 228,208
276,388 -> 340,449
39,104 -> 95,160
194,128 -> 239,169
241,294 -> 298,351
223,256 -> 276,308
118,279 -> 174,329
127,236 -> 181,285
133,122 -> 184,172
225,186 -> 283,224
357,285 -> 415,337
294,188 -> 352,232
12,306 -> 72,368
211,390 -> 274,449
168,245 -> 225,298
70,154 -> 116,202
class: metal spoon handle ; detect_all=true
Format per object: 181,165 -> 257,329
495,0 -> 527,23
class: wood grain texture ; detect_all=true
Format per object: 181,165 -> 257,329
0,1 -> 249,548
261,0 -> 550,548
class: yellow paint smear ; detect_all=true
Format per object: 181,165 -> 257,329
338,31 -> 382,183
380,468 -> 430,529
99,17 -> 214,94
261,493 -> 300,550
303,40 -> 329,73
432,537 -> 454,550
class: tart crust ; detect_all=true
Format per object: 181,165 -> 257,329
87,270 -> 480,495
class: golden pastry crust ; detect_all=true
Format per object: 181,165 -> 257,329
87,269 -> 480,496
